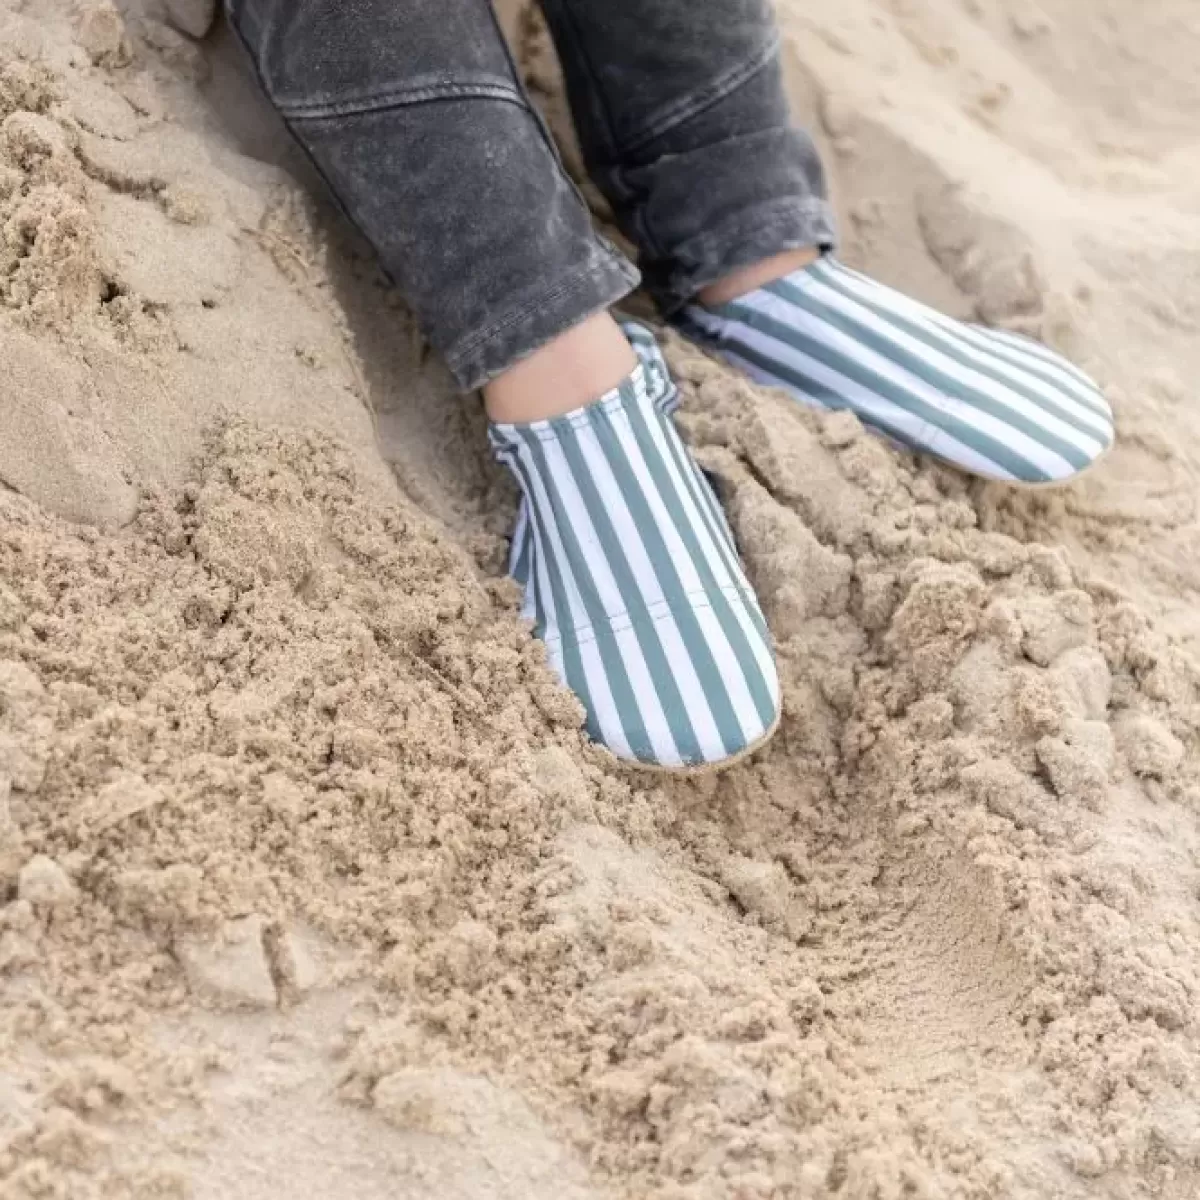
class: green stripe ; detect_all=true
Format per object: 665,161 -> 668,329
829,275 -> 1112,424
961,316 -> 1100,391
830,265 -> 1108,429
649,401 -> 773,643
512,508 -> 532,587
976,328 -> 1112,419
552,415 -> 705,764
721,298 -> 1055,483
627,334 -> 774,643
620,332 -> 767,643
620,388 -> 776,734
594,386 -> 749,751
768,278 -> 1093,474
827,263 -> 1110,421
623,323 -> 658,350
716,332 -> 1016,480
503,453 -> 600,743
809,261 -> 1110,447
515,434 -> 658,762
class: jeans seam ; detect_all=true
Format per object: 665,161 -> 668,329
276,78 -> 526,120
616,34 -> 783,263
622,33 -> 782,158
482,0 -> 588,199
446,252 -> 636,380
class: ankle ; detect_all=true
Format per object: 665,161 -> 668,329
697,246 -> 822,307
483,311 -> 637,423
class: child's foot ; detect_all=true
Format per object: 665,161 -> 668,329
678,255 -> 1114,486
490,324 -> 780,772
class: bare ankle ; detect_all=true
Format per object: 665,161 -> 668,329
697,246 -> 822,307
483,311 -> 637,423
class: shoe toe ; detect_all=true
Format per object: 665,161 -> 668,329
497,326 -> 781,775
565,590 -> 781,774
971,327 -> 1115,484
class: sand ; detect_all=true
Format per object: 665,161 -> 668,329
1,0 -> 1199,1196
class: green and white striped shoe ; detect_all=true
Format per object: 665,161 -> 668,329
678,255 -> 1115,486
490,324 -> 781,773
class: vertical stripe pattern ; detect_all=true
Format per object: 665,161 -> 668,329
678,256 -> 1115,485
490,326 -> 781,770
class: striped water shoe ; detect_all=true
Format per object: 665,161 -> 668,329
679,255 -> 1114,485
489,324 -> 780,772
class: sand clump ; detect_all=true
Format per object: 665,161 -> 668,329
1,0 -> 1200,1198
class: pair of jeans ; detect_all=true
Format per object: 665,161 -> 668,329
226,0 -> 836,391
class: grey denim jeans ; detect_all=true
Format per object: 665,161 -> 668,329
226,0 -> 836,391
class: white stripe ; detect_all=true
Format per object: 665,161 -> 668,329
595,407 -> 741,751
507,445 -> 634,761
634,400 -> 783,689
717,316 -> 958,454
802,276 -> 1108,457
519,479 -> 635,759
829,262 -> 1110,417
716,342 -> 1019,481
538,435 -> 682,766
666,444 -> 778,675
643,385 -> 781,745
609,620 -> 685,766
983,328 -> 1112,415
983,323 -> 1104,391
635,387 -> 745,597
921,315 -> 1112,426
815,264 -> 1113,440
575,632 -> 634,763
745,289 -> 1078,480
649,617 -> 725,761
506,448 -> 589,642
692,601 -> 772,744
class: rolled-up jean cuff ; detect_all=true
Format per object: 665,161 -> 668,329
649,195 -> 838,315
444,251 -> 641,392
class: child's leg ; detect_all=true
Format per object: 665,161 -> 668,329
227,0 -> 780,770
537,0 -> 834,312
226,0 -> 636,404
538,0 -> 1114,484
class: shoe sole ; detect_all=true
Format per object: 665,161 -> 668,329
948,440 -> 1113,491
931,441 -> 1108,492
617,710 -> 782,778
866,418 -> 1113,491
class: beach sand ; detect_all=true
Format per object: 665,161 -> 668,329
2,1 -> 1199,1196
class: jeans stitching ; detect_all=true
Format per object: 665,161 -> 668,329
678,195 -> 835,264
481,0 -> 610,253
614,34 -> 782,263
622,33 -> 782,158
277,79 -> 526,120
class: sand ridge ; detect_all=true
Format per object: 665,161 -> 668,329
1,1 -> 1199,1197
